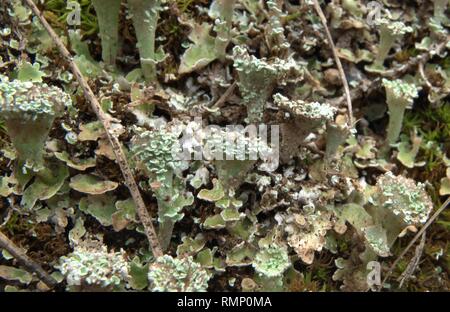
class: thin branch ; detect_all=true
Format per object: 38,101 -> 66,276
22,0 -> 163,258
211,81 -> 237,110
398,231 -> 426,288
418,62 -> 433,90
382,197 -> 450,286
311,0 -> 354,127
0,231 -> 58,289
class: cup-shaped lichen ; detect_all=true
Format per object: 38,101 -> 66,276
127,0 -> 163,82
375,172 -> 433,227
382,79 -> 419,148
233,46 -> 303,123
92,0 -> 122,67
252,244 -> 290,291
0,78 -> 70,172
342,172 -> 432,258
203,127 -> 271,194
148,255 -> 211,292
58,244 -> 130,291
273,93 -> 336,163
368,172 -> 433,251
365,19 -> 413,73
131,127 -> 193,251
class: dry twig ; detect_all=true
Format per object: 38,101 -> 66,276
22,0 -> 163,257
0,231 -> 58,289
311,0 -> 354,127
211,81 -> 237,110
398,231 -> 426,288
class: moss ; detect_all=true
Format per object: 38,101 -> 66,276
44,0 -> 99,36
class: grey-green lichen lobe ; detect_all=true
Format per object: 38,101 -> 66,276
253,245 -> 290,278
130,128 -> 181,176
273,93 -> 336,122
0,77 -> 70,118
148,255 -> 211,292
234,46 -> 282,74
58,244 -> 130,290
375,172 -> 433,225
232,46 -> 302,86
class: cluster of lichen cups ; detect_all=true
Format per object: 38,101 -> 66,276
58,243 -> 212,292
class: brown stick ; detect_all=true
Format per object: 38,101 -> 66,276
382,196 -> 450,286
311,0 -> 354,127
22,0 -> 163,257
0,231 -> 58,289
211,81 -> 237,110
398,230 -> 426,288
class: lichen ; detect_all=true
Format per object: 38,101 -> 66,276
375,172 -> 433,225
92,0 -> 122,66
127,0 -> 165,82
366,18 -> 413,73
130,128 -> 181,178
273,93 -> 336,121
203,127 -> 272,194
283,208 -> 334,265
0,77 -> 71,172
131,127 -> 193,250
233,46 -> 303,122
210,0 -> 236,60
382,79 -> 419,148
148,255 -> 211,292
253,245 -> 290,278
252,244 -> 291,291
273,93 -> 336,163
57,243 -> 129,291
